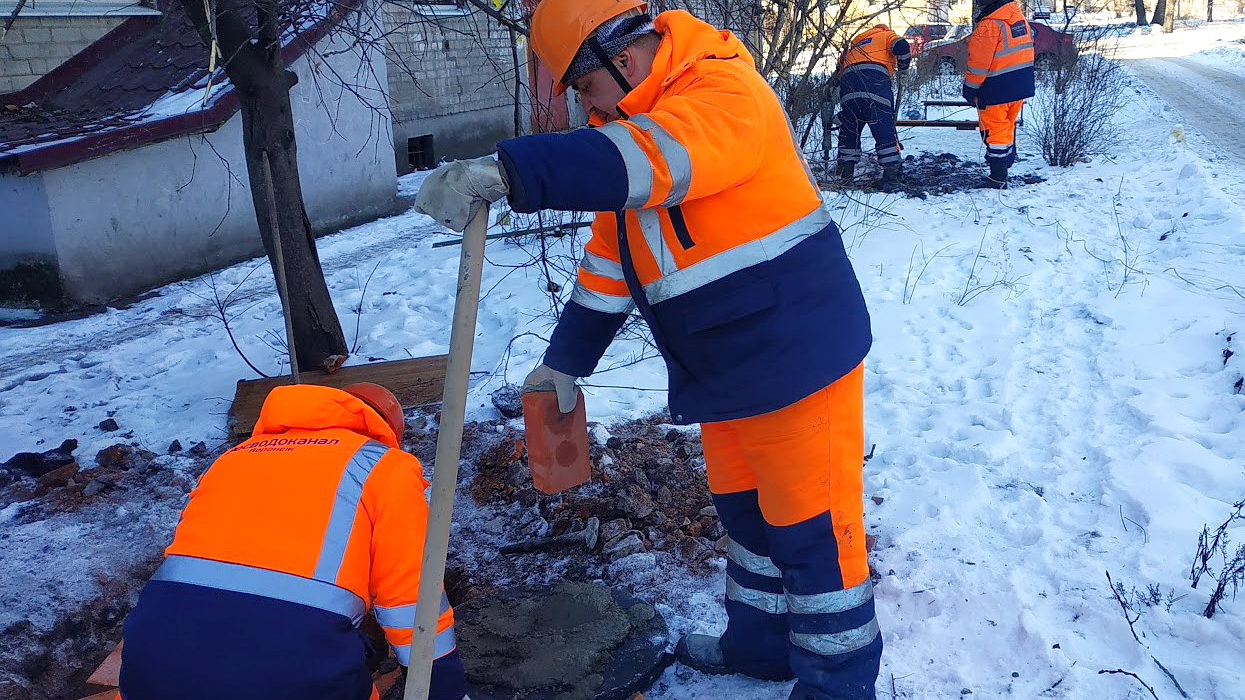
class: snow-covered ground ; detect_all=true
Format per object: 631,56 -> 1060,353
3,25 -> 1245,700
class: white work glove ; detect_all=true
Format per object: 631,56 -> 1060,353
414,156 -> 508,232
522,364 -> 579,413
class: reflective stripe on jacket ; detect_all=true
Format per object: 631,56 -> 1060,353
840,25 -> 910,78
964,1 -> 1035,106
837,26 -> 910,111
498,10 -> 871,424
123,385 -> 455,693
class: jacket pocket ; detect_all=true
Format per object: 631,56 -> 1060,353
683,282 -> 777,333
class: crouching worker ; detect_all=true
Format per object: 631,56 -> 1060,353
118,383 -> 466,700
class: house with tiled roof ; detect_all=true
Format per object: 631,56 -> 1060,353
0,0 -> 398,306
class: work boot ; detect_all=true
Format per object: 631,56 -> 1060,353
985,162 -> 1009,189
788,683 -> 818,700
836,161 -> 856,180
674,634 -> 795,680
880,164 -> 904,191
674,634 -> 732,676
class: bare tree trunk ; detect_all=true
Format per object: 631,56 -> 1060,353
181,0 -> 348,373
1151,0 -> 1166,24
1134,0 -> 1147,24
1164,0 -> 1176,31
1207,0 -> 1213,20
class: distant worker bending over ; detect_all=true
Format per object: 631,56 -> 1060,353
414,1 -> 880,698
119,383 -> 466,700
963,0 -> 1035,188
835,24 -> 911,189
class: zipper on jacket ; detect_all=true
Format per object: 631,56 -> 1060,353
667,205 -> 696,249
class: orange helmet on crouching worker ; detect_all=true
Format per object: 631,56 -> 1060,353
343,382 -> 405,442
531,0 -> 649,95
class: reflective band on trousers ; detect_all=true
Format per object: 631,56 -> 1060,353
726,538 -> 783,578
313,440 -> 389,582
727,577 -> 787,614
790,618 -> 880,656
374,592 -> 453,630
841,62 -> 889,76
154,554 -> 367,625
841,92 -> 893,107
394,627 -> 457,665
644,206 -> 834,304
786,580 -> 874,615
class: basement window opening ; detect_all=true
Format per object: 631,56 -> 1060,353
408,135 -> 435,171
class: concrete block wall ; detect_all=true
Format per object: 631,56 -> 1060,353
383,4 -> 517,173
0,17 -> 126,94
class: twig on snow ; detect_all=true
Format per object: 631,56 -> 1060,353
1151,655 -> 1190,699
1097,669 -> 1160,700
1106,570 -> 1142,644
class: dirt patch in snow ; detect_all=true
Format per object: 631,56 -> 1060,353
0,440 -> 217,700
2,408 -> 720,700
819,152 -> 1046,198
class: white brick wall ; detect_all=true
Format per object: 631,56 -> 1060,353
0,16 -> 123,94
383,4 -> 517,171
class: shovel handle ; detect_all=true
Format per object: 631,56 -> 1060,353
403,205 -> 489,700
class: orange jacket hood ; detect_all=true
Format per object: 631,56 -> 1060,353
252,384 -> 400,448
611,10 -> 754,120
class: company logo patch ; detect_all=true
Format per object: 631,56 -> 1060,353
1010,21 -> 1028,38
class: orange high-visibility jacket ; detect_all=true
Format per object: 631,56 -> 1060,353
121,385 -> 455,696
963,0 -> 1035,106
840,24 -> 911,77
498,10 -> 871,424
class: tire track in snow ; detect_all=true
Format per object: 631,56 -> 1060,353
1126,57 -> 1245,167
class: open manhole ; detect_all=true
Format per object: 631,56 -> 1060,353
456,582 -> 670,700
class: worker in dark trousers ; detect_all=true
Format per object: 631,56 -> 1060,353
835,24 -> 910,189
119,383 -> 466,700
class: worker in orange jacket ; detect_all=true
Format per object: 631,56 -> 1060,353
834,24 -> 911,187
413,1 -> 879,699
963,0 -> 1035,188
118,383 -> 465,700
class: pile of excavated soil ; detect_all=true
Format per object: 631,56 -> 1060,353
455,582 -> 664,700
432,410 -> 722,607
0,439 -> 216,700
819,152 -> 1046,198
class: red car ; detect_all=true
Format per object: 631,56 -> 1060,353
903,23 -> 953,54
918,21 -> 1077,74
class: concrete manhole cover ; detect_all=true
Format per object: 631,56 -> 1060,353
456,581 -> 670,700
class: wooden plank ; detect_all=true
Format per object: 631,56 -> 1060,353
77,690 -> 117,700
228,356 -> 449,440
896,119 -> 980,129
85,641 -> 122,687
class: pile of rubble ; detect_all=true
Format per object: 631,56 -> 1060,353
0,434 -> 217,700
405,408 -> 723,606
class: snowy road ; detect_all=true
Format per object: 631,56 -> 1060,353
1127,56 -> 1245,165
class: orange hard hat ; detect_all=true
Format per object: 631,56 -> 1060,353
531,0 -> 647,95
343,382 -> 405,441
